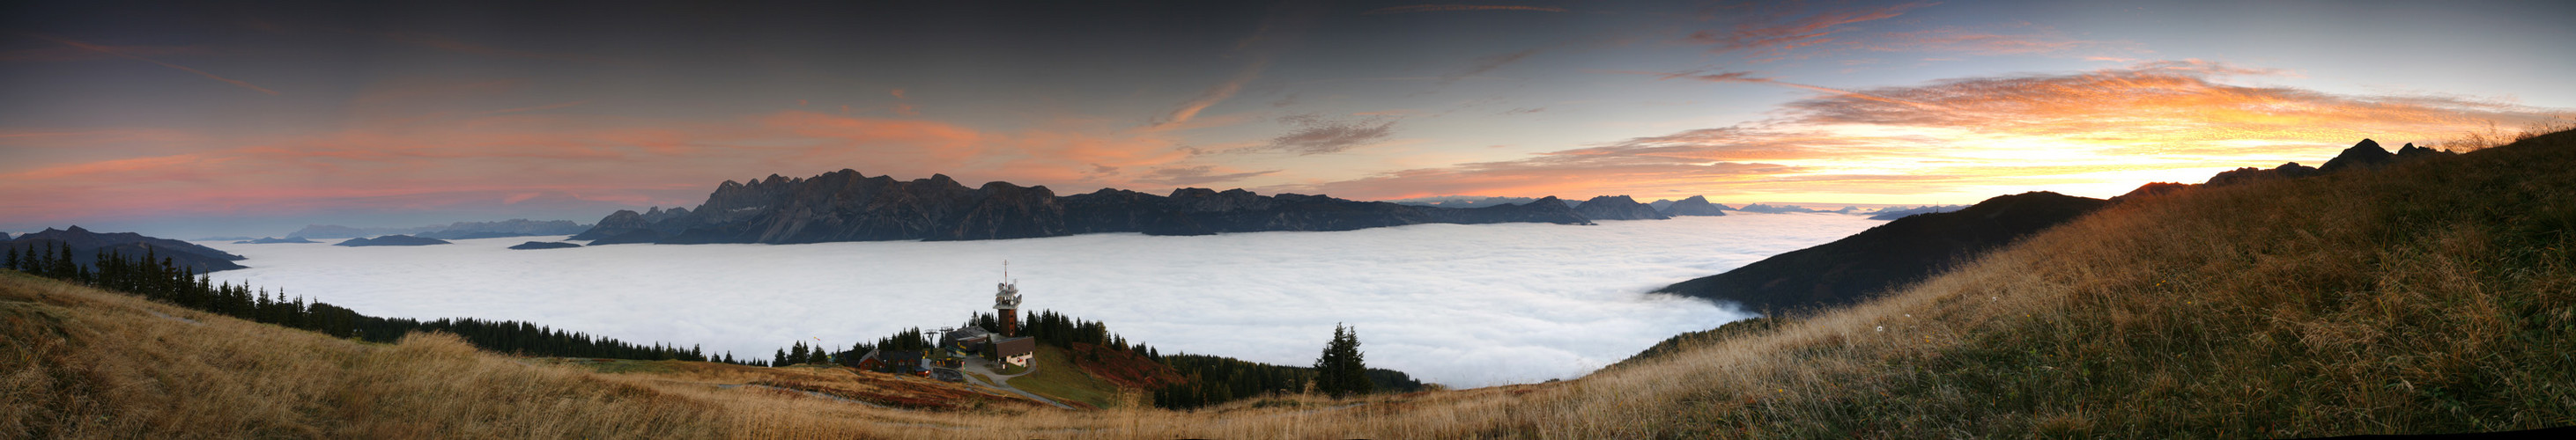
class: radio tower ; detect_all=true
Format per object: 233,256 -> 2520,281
995,260 -> 1023,337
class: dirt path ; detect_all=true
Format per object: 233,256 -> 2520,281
959,360 -> 1075,409
714,383 -> 892,408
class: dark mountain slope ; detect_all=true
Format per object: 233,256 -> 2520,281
1654,192 -> 2110,312
3,226 -> 249,273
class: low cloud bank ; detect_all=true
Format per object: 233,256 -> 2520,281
204,214 -> 1881,386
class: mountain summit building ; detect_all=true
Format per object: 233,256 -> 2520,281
997,261 -> 1023,337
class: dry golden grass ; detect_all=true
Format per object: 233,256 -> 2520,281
0,270 -> 728,439
7,129 -> 2573,438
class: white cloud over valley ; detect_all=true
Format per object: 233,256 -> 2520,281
202,214 -> 1882,386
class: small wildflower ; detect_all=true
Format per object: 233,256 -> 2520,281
1876,326 -> 1885,332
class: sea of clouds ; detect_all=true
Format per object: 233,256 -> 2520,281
198,213 -> 1883,387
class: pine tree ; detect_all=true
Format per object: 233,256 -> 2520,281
1312,324 -> 1373,398
774,348 -> 788,367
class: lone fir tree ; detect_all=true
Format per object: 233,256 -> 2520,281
1312,323 -> 1373,398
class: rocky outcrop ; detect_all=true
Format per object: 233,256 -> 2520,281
569,206 -> 694,242
1654,192 -> 2110,312
332,235 -> 452,246
1573,195 -> 1669,220
2202,140 -> 2454,190
573,171 -> 1598,245
1658,195 -> 1730,216
507,241 -> 582,250
2395,143 -> 2454,161
4,226 -> 249,273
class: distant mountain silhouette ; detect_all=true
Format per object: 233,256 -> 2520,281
2202,139 -> 2450,188
1573,195 -> 1669,221
570,171 -> 1597,245
1389,195 -> 1544,209
2317,139 -> 2395,173
234,237 -> 319,244
4,226 -> 249,273
332,235 -> 452,246
507,241 -> 582,250
1657,195 -> 1731,216
1863,205 -> 1966,220
292,219 -> 589,239
1733,203 -> 1856,214
1654,192 -> 2110,312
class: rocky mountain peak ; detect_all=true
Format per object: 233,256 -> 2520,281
2319,138 -> 2395,172
1574,195 -> 1669,220
2395,143 -> 2454,161
1660,195 -> 1729,216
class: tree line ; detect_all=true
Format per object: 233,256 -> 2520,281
14,241 -> 1432,401
1151,324 -> 1425,409
4,242 -> 753,365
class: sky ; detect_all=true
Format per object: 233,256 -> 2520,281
5,0 -> 2573,237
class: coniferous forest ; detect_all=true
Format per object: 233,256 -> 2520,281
777,309 -> 1428,409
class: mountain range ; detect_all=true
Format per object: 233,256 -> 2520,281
570,171 -> 1610,245
333,235 -> 453,246
288,219 -> 591,240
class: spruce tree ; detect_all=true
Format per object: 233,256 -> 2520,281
774,348 -> 788,367
1312,323 -> 1373,398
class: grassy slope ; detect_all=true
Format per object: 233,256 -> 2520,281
1006,345 -> 1125,409
0,270 -> 729,438
1572,130 -> 2576,436
6,131 -> 2571,438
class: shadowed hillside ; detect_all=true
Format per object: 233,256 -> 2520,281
7,129 -> 2572,438
1654,191 -> 2110,312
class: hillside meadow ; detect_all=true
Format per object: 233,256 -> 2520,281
7,130 -> 2573,438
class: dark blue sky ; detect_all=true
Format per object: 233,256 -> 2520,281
5,0 -> 2572,237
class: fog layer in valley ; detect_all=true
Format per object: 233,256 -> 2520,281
200,213 -> 1883,386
